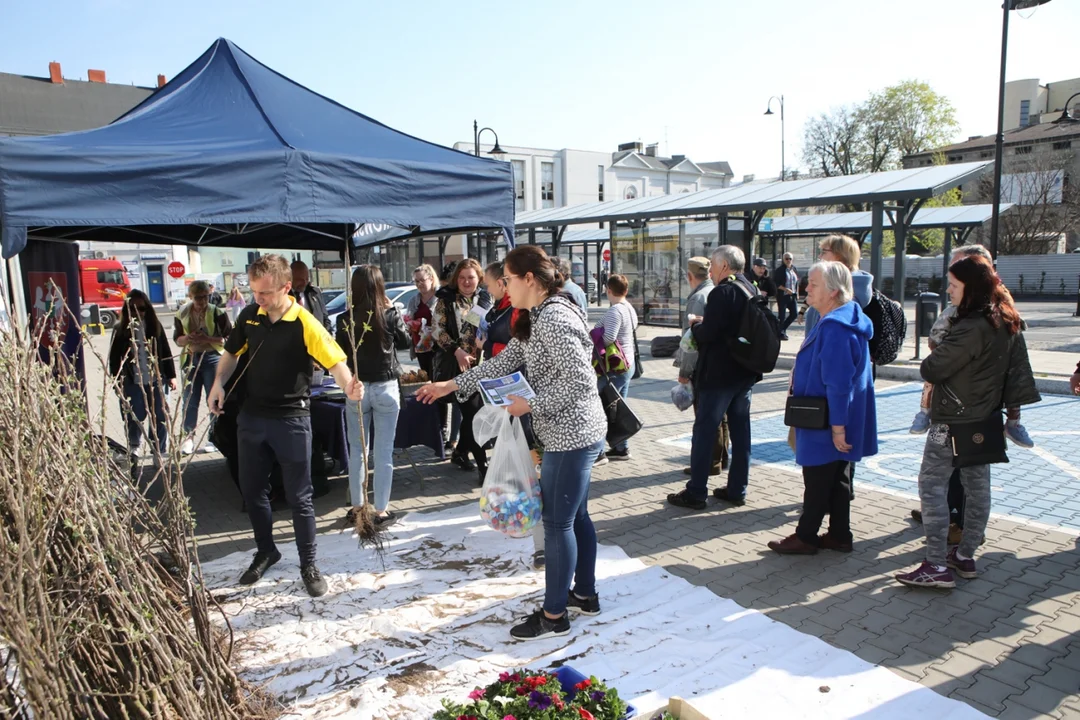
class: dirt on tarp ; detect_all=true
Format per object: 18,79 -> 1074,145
383,662 -> 444,697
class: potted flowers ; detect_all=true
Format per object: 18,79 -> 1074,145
434,668 -> 634,720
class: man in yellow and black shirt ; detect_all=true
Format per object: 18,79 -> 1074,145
208,254 -> 363,597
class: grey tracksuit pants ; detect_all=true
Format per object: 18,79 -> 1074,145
918,426 -> 992,566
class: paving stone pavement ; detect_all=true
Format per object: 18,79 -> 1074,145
92,330 -> 1080,719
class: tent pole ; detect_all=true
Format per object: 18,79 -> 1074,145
5,255 -> 28,332
941,227 -> 953,312
595,238 -> 603,307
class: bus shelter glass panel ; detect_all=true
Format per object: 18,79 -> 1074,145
611,221 -> 683,327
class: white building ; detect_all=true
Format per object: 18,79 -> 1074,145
452,140 -> 733,216
1004,76 -> 1080,131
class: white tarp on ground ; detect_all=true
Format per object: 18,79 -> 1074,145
201,506 -> 985,720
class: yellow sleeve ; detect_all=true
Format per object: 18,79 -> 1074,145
300,310 -> 347,369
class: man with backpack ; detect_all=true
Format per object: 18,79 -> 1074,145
668,245 -> 780,511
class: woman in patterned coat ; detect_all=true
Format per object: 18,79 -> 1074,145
418,246 -> 607,641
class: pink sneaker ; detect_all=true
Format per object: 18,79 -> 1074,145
946,547 -> 978,579
896,561 -> 956,589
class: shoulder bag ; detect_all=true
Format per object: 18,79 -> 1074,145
949,413 -> 1008,468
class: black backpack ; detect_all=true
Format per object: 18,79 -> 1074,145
864,288 -> 906,366
727,279 -> 782,375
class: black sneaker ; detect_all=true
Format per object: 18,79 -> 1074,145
301,564 -> 328,597
606,448 -> 632,461
239,549 -> 282,585
532,550 -> 546,570
510,609 -> 571,641
667,490 -> 707,511
567,591 -> 601,616
451,450 -> 476,472
374,511 -> 399,529
712,487 -> 746,506
593,454 -> 609,467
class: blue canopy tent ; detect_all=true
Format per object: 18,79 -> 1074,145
0,38 -> 515,259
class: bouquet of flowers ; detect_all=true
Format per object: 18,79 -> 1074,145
434,669 -> 629,720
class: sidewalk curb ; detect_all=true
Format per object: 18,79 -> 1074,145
774,354 -> 1073,397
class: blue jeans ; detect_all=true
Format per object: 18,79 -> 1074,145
540,439 -> 605,616
182,352 -> 219,434
346,380 -> 401,511
597,369 -> 632,452
686,382 -> 754,500
121,379 -> 168,455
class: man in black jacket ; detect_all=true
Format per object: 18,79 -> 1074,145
289,260 -> 331,331
772,253 -> 799,340
751,258 -> 777,301
668,245 -> 760,511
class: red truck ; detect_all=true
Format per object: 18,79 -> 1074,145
79,258 -> 131,328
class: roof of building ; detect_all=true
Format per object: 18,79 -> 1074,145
611,150 -> 732,176
907,118 -> 1080,158
0,72 -> 155,137
515,161 -> 991,230
758,203 -> 1012,235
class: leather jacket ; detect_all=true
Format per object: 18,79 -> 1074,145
335,306 -> 410,383
921,313 -> 1038,424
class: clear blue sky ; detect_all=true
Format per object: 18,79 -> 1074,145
2,0 -> 1076,181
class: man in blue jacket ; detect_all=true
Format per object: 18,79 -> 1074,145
668,245 -> 760,511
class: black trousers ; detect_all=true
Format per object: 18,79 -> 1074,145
418,352 -> 450,441
797,460 -> 853,545
238,411 -> 317,566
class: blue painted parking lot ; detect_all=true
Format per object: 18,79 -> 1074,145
661,383 -> 1080,532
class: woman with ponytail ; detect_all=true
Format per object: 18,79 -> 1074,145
417,246 -> 606,641
896,255 -> 1039,590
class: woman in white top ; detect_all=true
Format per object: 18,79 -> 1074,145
594,273 -> 638,464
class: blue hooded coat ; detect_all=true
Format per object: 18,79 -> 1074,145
792,300 -> 878,467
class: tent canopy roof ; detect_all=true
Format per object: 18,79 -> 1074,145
0,38 -> 514,258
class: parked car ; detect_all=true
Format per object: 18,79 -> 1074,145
325,284 -> 418,329
321,288 -> 345,306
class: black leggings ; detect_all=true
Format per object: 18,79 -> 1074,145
453,394 -> 487,470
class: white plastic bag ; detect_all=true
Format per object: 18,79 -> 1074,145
473,405 -> 542,538
671,381 -> 694,411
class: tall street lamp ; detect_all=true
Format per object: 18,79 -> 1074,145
764,95 -> 785,182
473,120 -> 507,158
989,0 -> 1053,260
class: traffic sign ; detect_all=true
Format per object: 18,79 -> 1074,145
602,249 -> 611,262
167,261 -> 186,279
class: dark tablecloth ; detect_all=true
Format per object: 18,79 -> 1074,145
310,390 -> 445,471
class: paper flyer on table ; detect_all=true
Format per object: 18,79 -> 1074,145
478,372 -> 536,407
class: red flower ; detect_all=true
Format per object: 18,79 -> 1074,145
574,678 -> 593,692
516,685 -> 530,696
552,695 -> 565,710
578,709 -> 596,720
468,688 -> 484,700
499,672 -> 511,682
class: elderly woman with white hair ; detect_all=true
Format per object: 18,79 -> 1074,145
768,261 -> 878,555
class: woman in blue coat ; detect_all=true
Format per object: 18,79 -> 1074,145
769,261 -> 878,555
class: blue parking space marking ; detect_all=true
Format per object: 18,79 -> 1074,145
659,383 -> 1080,532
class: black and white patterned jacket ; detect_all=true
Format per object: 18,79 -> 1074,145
455,295 -> 606,452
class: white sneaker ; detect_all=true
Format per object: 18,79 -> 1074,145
200,441 -> 218,454
180,438 -> 195,455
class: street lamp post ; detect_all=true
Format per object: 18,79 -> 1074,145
473,120 -> 507,159
989,0 -> 1053,260
764,96 -> 785,182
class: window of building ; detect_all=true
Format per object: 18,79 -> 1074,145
1053,141 -> 1072,151
980,151 -> 993,159
1015,146 -> 1033,155
624,186 -> 638,200
512,160 -> 526,212
220,255 -> 234,267
597,165 -> 605,202
541,162 -> 554,209
1020,100 -> 1031,128
948,155 -> 963,163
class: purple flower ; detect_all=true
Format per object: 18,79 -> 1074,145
590,690 -> 606,702
528,690 -> 553,710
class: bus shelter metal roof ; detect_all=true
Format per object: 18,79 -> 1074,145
515,162 -> 991,229
757,203 -> 1011,236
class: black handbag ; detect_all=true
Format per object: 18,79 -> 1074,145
784,396 -> 830,429
949,414 -> 1008,468
631,324 -> 643,380
599,377 -> 643,448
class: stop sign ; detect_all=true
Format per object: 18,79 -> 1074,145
603,249 -> 611,262
167,261 -> 186,279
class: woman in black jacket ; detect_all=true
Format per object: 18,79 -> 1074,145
108,290 -> 176,458
335,265 -> 410,526
896,255 -> 1039,590
432,258 -> 491,481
